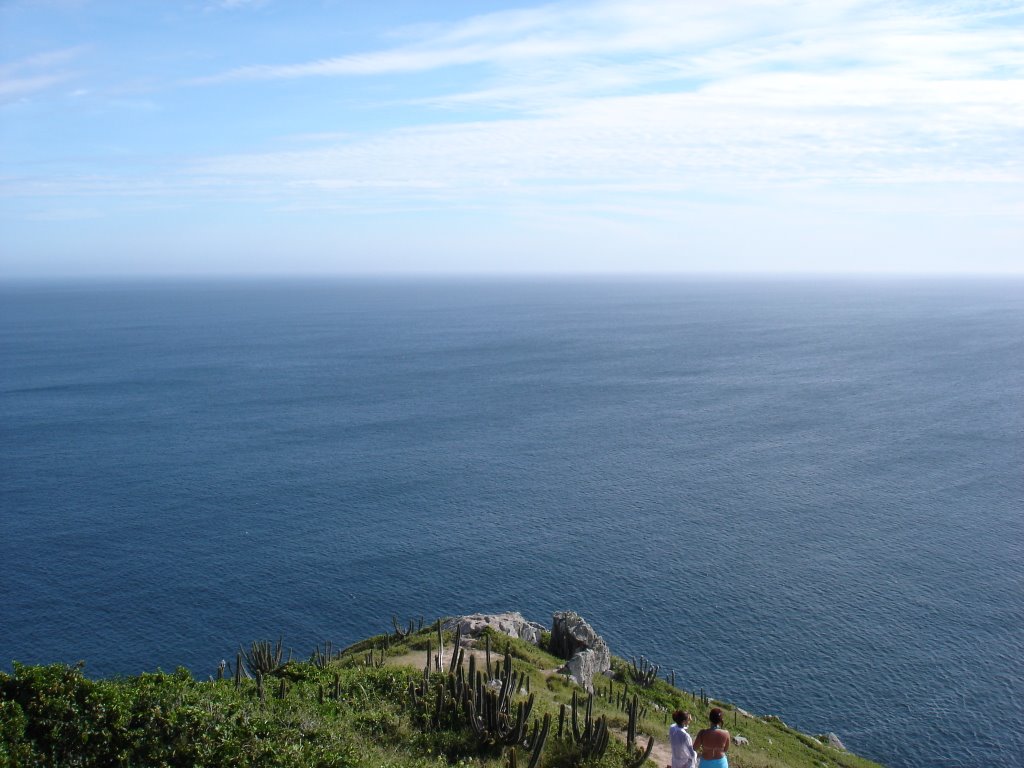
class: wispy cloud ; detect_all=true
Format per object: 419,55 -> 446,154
171,0 -> 1024,214
196,0 -> 1022,87
209,0 -> 268,9
0,47 -> 84,102
5,0 -> 1023,274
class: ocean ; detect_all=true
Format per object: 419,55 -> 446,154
1,277 -> 1021,767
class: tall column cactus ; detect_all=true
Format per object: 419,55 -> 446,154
625,694 -> 655,768
564,690 -> 610,759
505,712 -> 551,768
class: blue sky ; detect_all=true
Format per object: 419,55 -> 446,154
1,0 -> 1022,277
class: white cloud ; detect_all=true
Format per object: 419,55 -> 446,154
0,47 -> 84,101
182,0 -> 1024,207
5,0 -> 1023,274
211,0 -> 268,9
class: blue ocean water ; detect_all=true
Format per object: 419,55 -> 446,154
1,277 -> 1021,767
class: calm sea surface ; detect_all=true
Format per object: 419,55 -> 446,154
1,278 -> 1021,767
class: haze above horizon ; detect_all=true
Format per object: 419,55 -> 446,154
2,0 -> 1022,278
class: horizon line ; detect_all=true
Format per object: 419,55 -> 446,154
2,270 -> 1024,284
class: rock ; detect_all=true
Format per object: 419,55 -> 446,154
733,735 -> 749,746
561,648 -> 610,693
549,611 -> 611,692
443,612 -> 546,645
826,732 -> 846,751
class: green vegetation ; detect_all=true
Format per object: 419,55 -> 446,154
0,621 -> 884,768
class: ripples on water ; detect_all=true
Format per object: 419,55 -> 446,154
1,277 -> 1021,768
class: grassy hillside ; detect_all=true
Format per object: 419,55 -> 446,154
0,621 -> 884,768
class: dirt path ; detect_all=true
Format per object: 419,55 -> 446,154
611,726 -> 670,768
647,735 -> 671,768
385,646 -> 513,673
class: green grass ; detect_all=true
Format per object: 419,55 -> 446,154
0,625 -> 884,768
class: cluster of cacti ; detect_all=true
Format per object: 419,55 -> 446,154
602,679 -> 647,718
625,694 -> 656,768
406,675 -> 463,731
316,672 -> 344,705
615,681 -> 630,710
558,690 -> 610,759
311,641 -> 339,670
504,713 -> 550,768
424,622 -> 467,674
364,647 -> 386,668
391,615 -> 425,639
407,642 -> 549,760
464,651 -> 534,746
241,638 -> 289,677
630,655 -> 660,687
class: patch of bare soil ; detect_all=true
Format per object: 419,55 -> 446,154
385,643 -> 564,681
610,726 -> 670,768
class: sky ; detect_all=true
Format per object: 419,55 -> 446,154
1,0 -> 1023,277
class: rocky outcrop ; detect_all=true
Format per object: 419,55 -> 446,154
443,612 -> 546,645
549,611 -> 611,692
826,732 -> 846,751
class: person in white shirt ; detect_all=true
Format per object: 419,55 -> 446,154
669,709 -> 698,768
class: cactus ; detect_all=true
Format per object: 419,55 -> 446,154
390,615 -> 422,639
312,641 -> 335,670
408,645 -> 549,757
563,690 -> 610,759
447,624 -> 464,675
436,620 -> 444,671
241,638 -> 286,677
462,651 -> 534,746
625,693 -> 655,768
391,615 -> 411,639
234,651 -> 243,689
407,673 -> 466,733
630,655 -> 660,687
507,712 -> 548,768
485,633 -> 492,679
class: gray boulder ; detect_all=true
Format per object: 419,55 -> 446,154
549,611 -> 611,692
826,732 -> 846,751
443,612 -> 546,645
